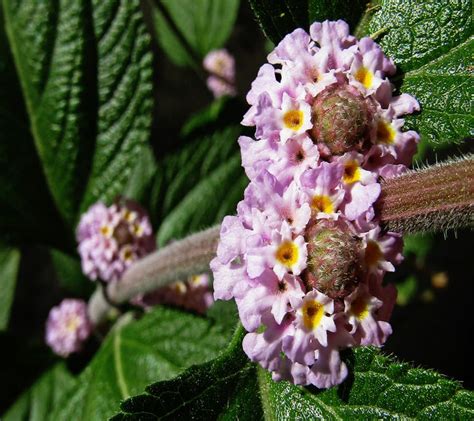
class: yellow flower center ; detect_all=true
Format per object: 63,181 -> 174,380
174,281 -> 187,294
123,209 -> 137,222
343,160 -> 361,184
354,66 -> 374,89
365,240 -> 383,268
350,296 -> 369,320
65,316 -> 80,333
283,110 -> 304,130
121,246 -> 134,262
311,195 -> 334,213
302,300 -> 324,330
100,225 -> 112,237
377,120 -> 396,144
276,241 -> 299,268
132,223 -> 144,237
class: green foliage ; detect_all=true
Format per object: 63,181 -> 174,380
0,9 -> 64,246
46,306 -> 233,420
152,125 -> 247,246
364,0 -> 472,148
248,0 -> 367,44
150,0 -> 240,67
113,325 -> 474,419
2,0 -> 153,226
0,246 -> 20,330
49,250 -> 94,298
3,363 -> 75,421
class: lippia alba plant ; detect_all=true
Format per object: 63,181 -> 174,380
0,0 -> 472,420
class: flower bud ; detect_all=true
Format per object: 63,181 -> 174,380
310,84 -> 375,155
302,219 -> 362,299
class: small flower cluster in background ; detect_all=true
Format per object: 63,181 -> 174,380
45,199 -> 213,357
203,49 -> 236,98
211,20 -> 419,388
45,299 -> 92,357
76,200 -> 156,283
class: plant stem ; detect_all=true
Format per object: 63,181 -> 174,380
88,156 -> 474,325
377,155 -> 473,234
88,226 -> 220,324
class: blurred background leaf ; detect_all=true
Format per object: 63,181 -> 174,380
0,246 -> 20,330
148,0 -> 240,68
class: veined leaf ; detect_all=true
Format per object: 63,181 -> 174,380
153,125 -> 248,246
0,246 -> 20,330
150,0 -> 240,68
113,325 -> 474,419
2,363 -> 76,421
2,0 -> 153,226
0,8 -> 65,246
248,0 -> 367,44
365,0 -> 472,148
48,306 -> 233,420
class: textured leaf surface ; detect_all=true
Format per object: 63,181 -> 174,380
365,0 -> 472,147
2,0 -> 153,225
3,363 -> 75,421
150,0 -> 239,67
49,306 -> 233,420
0,10 -> 64,246
113,325 -> 474,419
154,125 -> 248,246
249,0 -> 366,44
0,246 -> 20,330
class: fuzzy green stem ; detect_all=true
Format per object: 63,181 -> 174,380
377,155 -> 474,234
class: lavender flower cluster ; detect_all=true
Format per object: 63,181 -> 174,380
203,49 -> 236,98
211,20 -> 420,388
76,200 -> 155,283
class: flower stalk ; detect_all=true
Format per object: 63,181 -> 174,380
88,156 -> 473,325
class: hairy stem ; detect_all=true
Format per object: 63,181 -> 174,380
89,226 -> 220,324
88,156 -> 474,325
377,155 -> 473,234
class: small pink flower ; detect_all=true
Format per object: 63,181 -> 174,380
45,299 -> 92,357
344,283 -> 392,346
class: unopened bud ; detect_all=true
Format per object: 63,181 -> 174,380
302,219 -> 362,299
310,84 -> 374,155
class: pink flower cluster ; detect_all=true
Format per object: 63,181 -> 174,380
77,200 -> 155,282
211,20 -> 419,388
203,49 -> 236,98
134,273 -> 214,314
45,299 -> 92,357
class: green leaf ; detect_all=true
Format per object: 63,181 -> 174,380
309,0 -> 366,30
2,363 -> 76,421
49,306 -> 233,420
113,325 -> 474,419
248,0 -> 367,44
153,125 -> 248,246
50,249 -> 94,298
122,145 -> 158,205
2,0 -> 153,226
0,8 -> 66,246
364,0 -> 472,148
150,0 -> 240,67
0,246 -> 20,330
